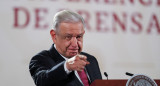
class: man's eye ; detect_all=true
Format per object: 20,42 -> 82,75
65,36 -> 72,40
77,35 -> 82,39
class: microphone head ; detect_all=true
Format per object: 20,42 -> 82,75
104,72 -> 108,77
104,72 -> 108,80
126,72 -> 134,76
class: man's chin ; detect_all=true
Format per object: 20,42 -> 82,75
69,52 -> 78,57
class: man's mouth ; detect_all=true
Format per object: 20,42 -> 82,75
67,48 -> 80,58
68,49 -> 78,52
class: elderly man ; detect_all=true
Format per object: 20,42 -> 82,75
29,10 -> 102,86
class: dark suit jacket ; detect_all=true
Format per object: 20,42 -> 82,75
29,44 -> 102,86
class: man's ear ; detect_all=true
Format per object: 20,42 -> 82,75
50,29 -> 56,43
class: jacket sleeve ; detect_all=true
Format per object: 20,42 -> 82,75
29,54 -> 68,86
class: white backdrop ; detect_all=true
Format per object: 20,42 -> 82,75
0,0 -> 160,86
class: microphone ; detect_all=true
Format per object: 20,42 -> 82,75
126,72 -> 134,76
104,72 -> 108,80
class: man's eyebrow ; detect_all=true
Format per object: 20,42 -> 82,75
78,33 -> 83,36
64,33 -> 84,35
79,32 -> 85,35
64,33 -> 72,36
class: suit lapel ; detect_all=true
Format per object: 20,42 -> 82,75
74,75 -> 84,86
85,64 -> 94,83
49,44 -> 65,63
68,71 -> 83,86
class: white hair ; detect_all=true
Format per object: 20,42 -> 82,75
52,10 -> 86,32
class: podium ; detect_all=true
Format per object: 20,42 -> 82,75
90,79 -> 160,86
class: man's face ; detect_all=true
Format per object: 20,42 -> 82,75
51,22 -> 85,58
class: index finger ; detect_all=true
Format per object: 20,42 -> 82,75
77,55 -> 87,61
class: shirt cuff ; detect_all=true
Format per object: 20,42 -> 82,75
64,61 -> 72,74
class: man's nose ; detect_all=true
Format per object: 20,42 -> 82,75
71,37 -> 78,47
